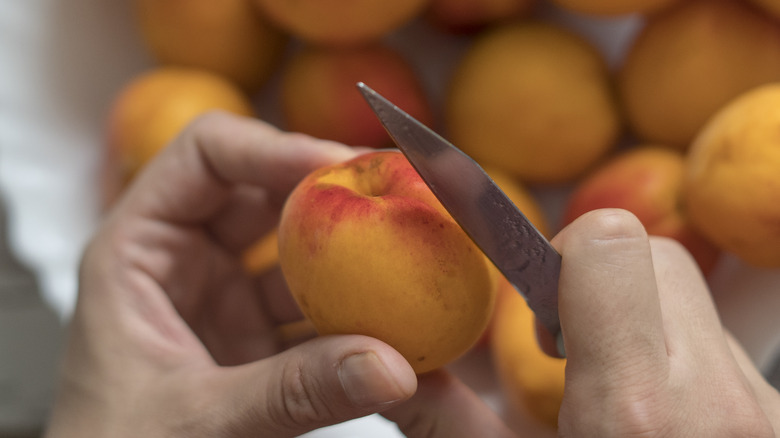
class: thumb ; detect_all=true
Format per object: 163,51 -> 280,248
207,334 -> 417,437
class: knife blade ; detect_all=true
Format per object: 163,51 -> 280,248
358,82 -> 563,353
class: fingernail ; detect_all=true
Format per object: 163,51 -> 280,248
338,352 -> 412,408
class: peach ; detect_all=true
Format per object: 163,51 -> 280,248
280,44 -> 433,148
253,0 -> 429,46
277,151 -> 498,374
133,0 -> 288,92
684,84 -> 780,268
492,277 -> 565,430
562,146 -> 721,273
242,230 -> 279,275
104,67 -> 255,204
446,20 -> 621,184
425,0 -> 535,34
617,0 -> 780,149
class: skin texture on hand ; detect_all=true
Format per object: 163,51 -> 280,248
43,112 -> 513,438
46,112 -> 416,437
43,111 -> 778,437
549,209 -> 780,437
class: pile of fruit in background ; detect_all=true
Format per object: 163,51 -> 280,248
104,0 -> 780,432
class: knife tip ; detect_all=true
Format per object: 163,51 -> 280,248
356,82 -> 387,114
356,81 -> 375,101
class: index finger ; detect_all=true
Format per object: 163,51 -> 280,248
118,111 -> 358,225
552,209 -> 670,382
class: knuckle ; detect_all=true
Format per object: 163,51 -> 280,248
613,393 -> 670,437
560,388 -> 672,438
562,388 -> 776,438
268,362 -> 336,429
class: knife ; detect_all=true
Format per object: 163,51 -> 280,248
358,82 -> 564,355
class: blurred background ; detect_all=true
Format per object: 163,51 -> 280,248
2,0 -> 780,436
1,1 -> 151,436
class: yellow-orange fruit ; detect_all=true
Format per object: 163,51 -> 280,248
278,151 -> 498,374
253,0 -> 429,46
618,0 -> 780,149
134,0 -> 287,91
684,83 -> 780,268
447,21 -> 621,184
492,278 -> 565,429
242,230 -> 279,275
280,44 -> 433,148
106,67 -> 255,188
